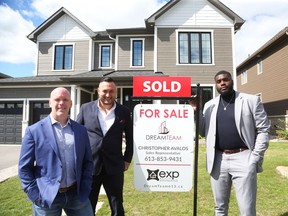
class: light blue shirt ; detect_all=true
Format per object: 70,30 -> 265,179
50,115 -> 76,188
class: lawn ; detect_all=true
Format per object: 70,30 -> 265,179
1,142 -> 288,216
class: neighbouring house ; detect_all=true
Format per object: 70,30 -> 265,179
0,0 -> 244,144
0,73 -> 11,79
236,26 -> 288,136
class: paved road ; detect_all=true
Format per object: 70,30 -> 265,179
0,145 -> 21,182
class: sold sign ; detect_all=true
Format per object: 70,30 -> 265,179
133,76 -> 191,97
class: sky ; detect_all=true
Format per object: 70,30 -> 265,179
0,0 -> 287,78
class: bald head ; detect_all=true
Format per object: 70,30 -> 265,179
49,87 -> 72,124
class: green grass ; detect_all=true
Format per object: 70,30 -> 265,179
1,142 -> 288,216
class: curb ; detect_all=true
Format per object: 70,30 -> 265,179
0,165 -> 18,183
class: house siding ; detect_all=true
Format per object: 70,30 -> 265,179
236,27 -> 288,134
0,88 -> 55,98
93,41 -> 115,70
156,0 -> 233,28
117,36 -> 154,70
37,40 -> 90,76
237,41 -> 288,113
157,27 -> 233,84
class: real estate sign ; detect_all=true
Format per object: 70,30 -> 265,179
133,76 -> 191,97
133,104 -> 194,192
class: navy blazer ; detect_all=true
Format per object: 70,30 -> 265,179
77,100 -> 133,175
18,116 -> 93,208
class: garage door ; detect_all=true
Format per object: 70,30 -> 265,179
0,102 -> 23,144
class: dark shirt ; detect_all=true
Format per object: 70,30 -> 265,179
216,93 -> 247,150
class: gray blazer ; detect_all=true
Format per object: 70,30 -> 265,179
199,91 -> 270,174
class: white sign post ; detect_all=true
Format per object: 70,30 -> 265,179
133,104 -> 194,192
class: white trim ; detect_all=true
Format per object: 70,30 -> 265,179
130,38 -> 145,68
257,59 -> 263,75
89,39 -> 93,71
98,43 -> 113,69
154,26 -> 158,72
115,36 -> 119,71
231,27 -> 237,90
117,34 -> 153,38
175,29 -> 214,65
52,42 -> 75,71
35,41 -> 39,76
241,70 -> 247,85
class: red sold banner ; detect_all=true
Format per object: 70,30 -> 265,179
133,76 -> 191,97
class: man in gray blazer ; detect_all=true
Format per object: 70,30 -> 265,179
193,70 -> 270,215
77,77 -> 133,216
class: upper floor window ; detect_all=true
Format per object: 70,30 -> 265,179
257,60 -> 263,74
241,70 -> 247,85
131,39 -> 144,67
178,32 -> 212,64
99,44 -> 112,68
54,44 -> 74,70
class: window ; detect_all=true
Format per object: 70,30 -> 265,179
131,39 -> 144,67
257,60 -> 263,74
178,32 -> 212,64
179,86 -> 213,108
99,44 -> 112,68
241,70 -> 247,84
54,44 -> 73,70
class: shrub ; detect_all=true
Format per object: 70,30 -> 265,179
275,118 -> 288,140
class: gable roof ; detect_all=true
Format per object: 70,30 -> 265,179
237,26 -> 288,71
27,7 -> 97,43
0,72 -> 12,79
145,0 -> 245,32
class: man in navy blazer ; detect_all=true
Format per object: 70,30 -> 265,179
18,87 -> 94,216
77,77 -> 133,216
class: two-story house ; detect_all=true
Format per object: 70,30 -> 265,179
0,0 -> 244,144
236,26 -> 288,135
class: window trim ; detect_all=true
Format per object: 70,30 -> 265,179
99,44 -> 113,68
176,29 -> 214,65
130,38 -> 145,68
257,59 -> 263,75
52,43 -> 75,71
241,70 -> 248,85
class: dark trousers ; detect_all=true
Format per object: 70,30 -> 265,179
90,169 -> 124,216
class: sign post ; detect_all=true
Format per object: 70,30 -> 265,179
132,76 -> 200,215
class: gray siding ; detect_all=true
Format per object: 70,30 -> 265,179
117,36 -> 154,70
38,41 -> 90,76
157,28 -> 233,84
93,42 -> 115,70
0,87 -> 59,98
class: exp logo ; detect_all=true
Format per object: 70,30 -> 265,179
147,169 -> 179,181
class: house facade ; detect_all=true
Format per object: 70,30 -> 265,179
236,26 -> 288,135
0,0 -> 244,144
